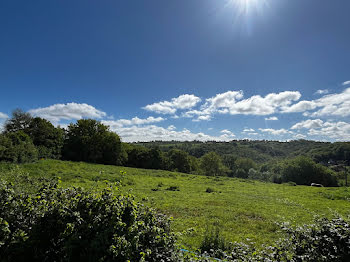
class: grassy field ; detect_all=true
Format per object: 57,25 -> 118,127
1,159 -> 350,250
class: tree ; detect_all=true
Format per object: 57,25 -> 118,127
200,151 -> 228,176
26,117 -> 65,159
0,131 -> 38,163
233,158 -> 257,178
168,149 -> 192,173
4,109 -> 32,133
280,156 -> 337,186
63,119 -> 122,165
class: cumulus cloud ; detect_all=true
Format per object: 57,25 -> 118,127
265,116 -> 278,121
315,89 -> 329,95
143,94 -> 201,114
29,103 -> 106,123
293,133 -> 307,140
290,119 -> 350,141
282,101 -> 317,113
259,128 -> 293,136
242,128 -> 255,132
308,121 -> 350,141
185,90 -> 301,121
108,124 -> 235,142
0,112 -> 8,119
220,129 -> 235,138
167,125 -> 176,130
283,88 -> 350,117
342,80 -> 350,86
102,116 -> 165,128
291,119 -> 324,130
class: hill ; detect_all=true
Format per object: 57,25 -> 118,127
2,159 -> 350,250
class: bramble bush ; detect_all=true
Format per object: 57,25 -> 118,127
190,216 -> 350,261
0,175 -> 177,262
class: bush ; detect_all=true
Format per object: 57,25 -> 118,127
280,156 -> 338,186
0,131 -> 38,163
0,176 -> 177,262
193,216 -> 350,262
205,187 -> 215,193
199,226 -> 229,258
166,185 -> 180,191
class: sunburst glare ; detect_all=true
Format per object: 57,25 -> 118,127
226,0 -> 268,16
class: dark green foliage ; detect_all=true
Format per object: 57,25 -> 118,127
194,216 -> 350,262
63,119 -> 122,165
280,156 -> 338,186
126,145 -> 168,170
200,152 -> 228,176
205,187 -> 215,193
168,149 -> 192,173
0,176 -> 177,262
233,158 -> 257,178
26,117 -> 65,159
199,226 -> 229,257
4,109 -> 32,133
166,185 -> 180,191
0,131 -> 38,163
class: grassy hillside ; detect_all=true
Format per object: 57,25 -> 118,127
2,159 -> 350,250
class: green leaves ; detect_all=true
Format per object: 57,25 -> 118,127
0,176 -> 177,262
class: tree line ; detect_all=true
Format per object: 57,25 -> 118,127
0,109 -> 343,186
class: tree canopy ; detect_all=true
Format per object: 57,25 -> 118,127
63,119 -> 122,165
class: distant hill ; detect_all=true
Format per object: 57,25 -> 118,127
134,140 -> 350,164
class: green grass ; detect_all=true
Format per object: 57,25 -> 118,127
2,159 -> 350,250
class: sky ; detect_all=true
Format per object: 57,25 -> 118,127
0,0 -> 350,142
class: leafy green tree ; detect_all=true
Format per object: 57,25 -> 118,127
63,119 -> 122,165
233,158 -> 257,178
4,109 -> 32,133
280,156 -> 337,186
168,149 -> 192,173
26,117 -> 65,159
0,131 -> 38,163
200,151 -> 228,176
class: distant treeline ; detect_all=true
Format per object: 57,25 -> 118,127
1,109 -> 349,187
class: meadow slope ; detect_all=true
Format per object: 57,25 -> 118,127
1,159 -> 350,250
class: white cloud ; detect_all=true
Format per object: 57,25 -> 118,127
185,90 -> 301,121
293,133 -> 307,140
29,103 -> 106,123
282,101 -> 317,113
242,128 -> 255,132
0,112 -> 8,119
143,94 -> 201,114
108,124 -> 235,142
102,116 -> 165,128
308,121 -> 350,141
290,119 -> 350,141
342,80 -> 350,86
220,129 -> 235,138
315,89 -> 329,95
167,125 -> 176,130
283,88 -> 350,117
224,91 -> 300,116
265,116 -> 278,121
291,119 -> 324,130
193,115 -> 211,122
259,128 -> 293,136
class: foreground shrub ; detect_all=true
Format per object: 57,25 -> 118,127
0,131 -> 38,163
192,216 -> 350,262
0,177 -> 177,262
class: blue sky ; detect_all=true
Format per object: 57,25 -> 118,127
1,0 -> 350,142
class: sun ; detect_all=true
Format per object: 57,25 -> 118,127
235,0 -> 259,13
228,0 -> 266,15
